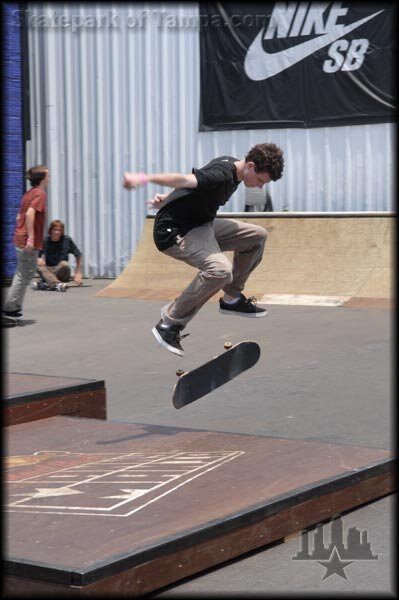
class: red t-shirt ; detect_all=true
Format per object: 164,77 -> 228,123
13,187 -> 47,250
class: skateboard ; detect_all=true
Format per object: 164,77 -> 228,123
172,341 -> 261,409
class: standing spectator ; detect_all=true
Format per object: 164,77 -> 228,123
33,219 -> 83,291
2,165 -> 49,327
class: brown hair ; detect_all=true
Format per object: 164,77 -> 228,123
48,220 -> 65,236
26,165 -> 48,187
245,143 -> 284,181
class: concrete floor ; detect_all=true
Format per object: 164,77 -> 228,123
4,278 -> 395,596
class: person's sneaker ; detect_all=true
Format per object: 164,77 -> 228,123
2,309 -> 23,325
32,281 -> 50,291
3,309 -> 23,319
54,283 -> 68,292
219,293 -> 268,318
2,316 -> 18,327
152,320 -> 188,356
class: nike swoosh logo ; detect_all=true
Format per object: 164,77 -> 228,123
244,10 -> 383,81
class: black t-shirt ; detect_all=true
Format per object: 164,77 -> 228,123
39,235 -> 82,267
153,156 -> 240,250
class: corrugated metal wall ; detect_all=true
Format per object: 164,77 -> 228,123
25,2 -> 395,277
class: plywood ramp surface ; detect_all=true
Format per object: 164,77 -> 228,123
96,215 -> 394,306
4,373 -> 107,426
4,417 -> 394,596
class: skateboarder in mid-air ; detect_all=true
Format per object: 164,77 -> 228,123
123,143 -> 284,356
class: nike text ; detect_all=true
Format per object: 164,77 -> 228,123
244,2 -> 384,81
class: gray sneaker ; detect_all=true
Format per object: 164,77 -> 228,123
32,281 -> 50,291
54,283 -> 68,292
2,309 -> 23,327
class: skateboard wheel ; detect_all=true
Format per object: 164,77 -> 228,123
176,369 -> 185,377
224,342 -> 232,350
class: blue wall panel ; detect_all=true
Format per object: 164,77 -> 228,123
2,3 -> 24,281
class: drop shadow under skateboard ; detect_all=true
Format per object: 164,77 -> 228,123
172,341 -> 261,409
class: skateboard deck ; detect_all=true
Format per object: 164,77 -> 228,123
172,341 -> 261,409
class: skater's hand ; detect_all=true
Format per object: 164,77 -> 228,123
123,172 -> 148,190
37,257 -> 45,266
24,239 -> 34,253
74,272 -> 82,286
147,193 -> 168,209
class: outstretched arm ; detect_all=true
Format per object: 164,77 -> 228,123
123,171 -> 197,190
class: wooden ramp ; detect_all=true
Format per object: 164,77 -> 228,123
4,417 -> 394,597
96,213 -> 394,308
4,372 -> 107,426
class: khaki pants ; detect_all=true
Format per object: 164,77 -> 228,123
161,218 -> 267,329
37,261 -> 71,287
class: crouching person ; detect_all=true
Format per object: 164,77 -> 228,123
34,220 -> 82,291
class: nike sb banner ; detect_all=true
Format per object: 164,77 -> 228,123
199,2 -> 396,130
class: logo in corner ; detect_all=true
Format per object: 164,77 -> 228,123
292,516 -> 378,580
244,6 -> 384,81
